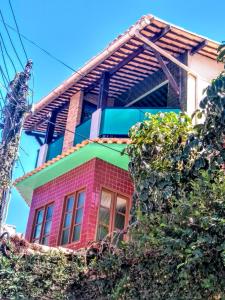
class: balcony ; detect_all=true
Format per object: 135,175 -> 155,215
37,107 -> 179,166
74,107 -> 180,144
46,136 -> 64,161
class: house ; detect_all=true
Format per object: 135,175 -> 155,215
15,15 -> 224,250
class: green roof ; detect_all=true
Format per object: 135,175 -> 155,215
15,142 -> 129,205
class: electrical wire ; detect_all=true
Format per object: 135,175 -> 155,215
0,19 -> 75,73
0,15 -> 146,110
8,0 -> 28,62
0,9 -> 24,69
0,40 -> 10,82
0,31 -> 17,73
0,9 -> 167,160
17,156 -> 26,175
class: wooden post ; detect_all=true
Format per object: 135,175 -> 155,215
97,72 -> 110,109
45,110 -> 58,144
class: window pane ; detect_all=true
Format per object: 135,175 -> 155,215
115,213 -> 125,230
66,196 -> 74,212
72,225 -> 81,241
34,224 -> 41,239
43,220 -> 51,235
42,236 -> 49,246
77,192 -> 85,208
97,225 -> 108,240
61,229 -> 70,245
99,207 -> 110,225
46,205 -> 53,220
75,208 -> 83,224
64,213 -> 72,227
37,210 -> 44,223
100,191 -> 112,208
116,197 -> 127,214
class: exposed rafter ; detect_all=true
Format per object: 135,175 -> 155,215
27,101 -> 69,132
150,25 -> 171,42
109,47 -> 144,74
85,25 -> 172,95
190,40 -> 208,55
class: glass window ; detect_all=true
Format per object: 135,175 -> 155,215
97,190 -> 129,241
32,204 -> 54,245
60,191 -> 86,245
97,190 -> 112,241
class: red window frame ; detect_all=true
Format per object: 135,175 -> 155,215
32,203 -> 54,245
96,188 -> 130,241
60,190 -> 85,245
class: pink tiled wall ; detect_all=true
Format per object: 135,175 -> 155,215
26,158 -> 133,250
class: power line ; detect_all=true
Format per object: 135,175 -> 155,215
0,40 -> 10,82
0,12 -> 164,143
0,19 -> 75,73
0,9 -> 24,69
0,31 -> 17,73
8,0 -> 28,62
0,16 -> 142,108
17,156 -> 26,175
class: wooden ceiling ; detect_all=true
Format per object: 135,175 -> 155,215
24,16 -> 219,134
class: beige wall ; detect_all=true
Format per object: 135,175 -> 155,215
187,53 -> 224,116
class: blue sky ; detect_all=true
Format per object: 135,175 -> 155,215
1,0 -> 225,233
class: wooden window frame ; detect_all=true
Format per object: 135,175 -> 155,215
31,202 -> 54,245
96,187 -> 130,241
59,189 -> 86,245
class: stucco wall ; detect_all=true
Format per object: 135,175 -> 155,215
187,53 -> 224,116
25,158 -> 133,250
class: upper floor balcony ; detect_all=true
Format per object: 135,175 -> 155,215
40,107 -> 179,164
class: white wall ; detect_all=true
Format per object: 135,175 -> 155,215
187,53 -> 224,117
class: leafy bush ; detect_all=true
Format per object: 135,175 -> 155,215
0,237 -> 84,300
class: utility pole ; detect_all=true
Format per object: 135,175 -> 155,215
0,60 -> 32,231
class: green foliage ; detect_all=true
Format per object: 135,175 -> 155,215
0,241 -> 84,300
127,112 -> 193,215
127,71 -> 225,218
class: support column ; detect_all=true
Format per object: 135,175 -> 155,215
63,90 -> 84,151
97,72 -> 110,109
37,110 -> 57,166
45,110 -> 57,144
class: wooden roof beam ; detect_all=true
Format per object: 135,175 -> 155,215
149,25 -> 171,42
190,40 -> 208,55
85,26 -> 171,94
153,50 -> 179,95
27,101 -> 69,132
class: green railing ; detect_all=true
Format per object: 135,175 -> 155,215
43,107 -> 180,162
74,118 -> 91,145
100,108 -> 180,136
46,136 -> 64,161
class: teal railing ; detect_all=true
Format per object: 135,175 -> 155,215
44,108 -> 179,161
46,136 -> 64,161
100,108 -> 180,136
74,118 -> 91,145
